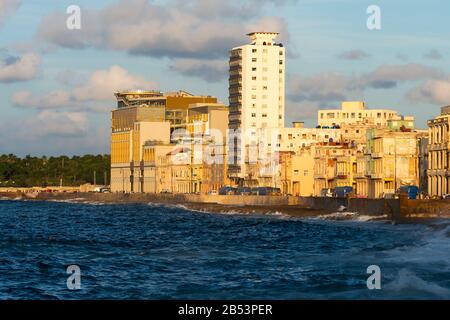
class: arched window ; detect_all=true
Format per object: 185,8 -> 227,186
263,42 -> 266,45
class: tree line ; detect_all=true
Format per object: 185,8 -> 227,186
0,154 -> 110,187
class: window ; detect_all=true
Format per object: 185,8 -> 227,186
252,67 -> 257,71
262,114 -> 268,118
252,76 -> 257,80
279,60 -> 283,65
252,58 -> 257,62
280,51 -> 283,55
279,70 -> 283,74
262,86 -> 268,90
251,113 -> 256,117
251,95 -> 257,99
252,49 -> 257,53
304,170 -> 309,176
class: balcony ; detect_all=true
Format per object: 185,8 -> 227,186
370,173 -> 384,179
370,152 -> 383,158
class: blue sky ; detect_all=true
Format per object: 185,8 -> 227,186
0,0 -> 449,156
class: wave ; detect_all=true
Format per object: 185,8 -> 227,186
147,202 -> 291,219
47,198 -> 107,206
384,269 -> 450,299
313,211 -> 388,222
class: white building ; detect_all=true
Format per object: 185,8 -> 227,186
228,32 -> 285,185
318,101 -> 399,128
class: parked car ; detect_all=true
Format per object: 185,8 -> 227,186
320,188 -> 334,197
237,187 -> 252,195
100,187 -> 111,193
219,187 -> 237,195
442,194 -> 450,200
251,187 -> 269,196
334,186 -> 353,198
269,187 -> 282,196
397,185 -> 419,200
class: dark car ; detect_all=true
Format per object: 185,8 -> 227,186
334,186 -> 353,198
251,187 -> 269,196
219,187 -> 237,195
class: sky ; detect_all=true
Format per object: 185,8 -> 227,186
0,0 -> 449,156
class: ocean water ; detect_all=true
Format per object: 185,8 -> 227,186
0,199 -> 449,300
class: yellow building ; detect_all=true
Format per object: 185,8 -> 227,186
111,90 -> 219,193
364,128 -> 423,198
427,106 -> 450,197
279,147 -> 315,196
313,143 -> 356,195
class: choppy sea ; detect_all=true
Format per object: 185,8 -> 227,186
0,199 -> 449,300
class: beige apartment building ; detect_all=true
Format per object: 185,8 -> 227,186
279,147 -> 315,196
318,101 -> 399,128
228,32 -> 285,185
110,90 -> 226,193
277,124 -> 341,153
361,128 -> 424,198
313,143 -> 356,196
427,106 -> 450,197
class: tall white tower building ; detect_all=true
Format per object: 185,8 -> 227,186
228,32 -> 286,185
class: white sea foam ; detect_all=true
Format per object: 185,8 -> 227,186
384,269 -> 450,298
314,211 -> 388,222
382,222 -> 450,266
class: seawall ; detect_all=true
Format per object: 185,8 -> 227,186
1,191 -> 448,221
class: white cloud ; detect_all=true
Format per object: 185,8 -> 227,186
169,59 -> 227,82
0,53 -> 41,82
408,79 -> 450,106
11,65 -> 158,111
0,0 -> 20,27
37,0 -> 291,60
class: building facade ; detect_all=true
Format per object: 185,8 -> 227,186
228,32 -> 285,185
427,106 -> 450,197
318,101 -> 399,128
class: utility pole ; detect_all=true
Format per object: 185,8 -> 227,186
60,158 -> 64,188
394,137 -> 397,193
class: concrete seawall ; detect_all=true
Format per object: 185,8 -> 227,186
1,191 -> 448,220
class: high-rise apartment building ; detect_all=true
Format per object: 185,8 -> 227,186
228,32 -> 286,185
